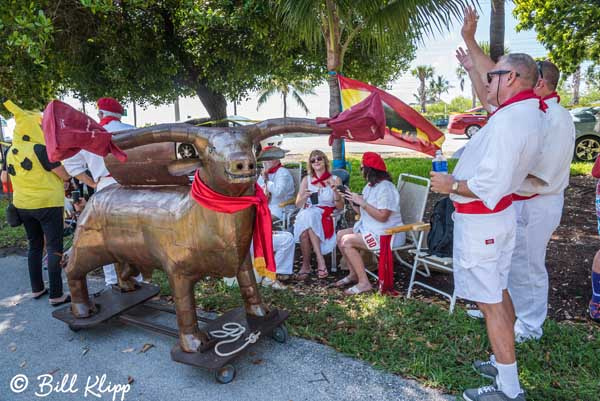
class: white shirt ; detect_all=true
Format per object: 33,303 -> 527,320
257,166 -> 295,219
450,98 -> 545,209
63,119 -> 134,183
516,98 -> 575,196
354,180 -> 403,235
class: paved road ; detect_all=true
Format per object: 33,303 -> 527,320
279,133 -> 469,158
0,255 -> 455,401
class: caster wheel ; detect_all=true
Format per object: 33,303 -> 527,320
215,364 -> 236,384
68,325 -> 81,332
271,324 -> 288,343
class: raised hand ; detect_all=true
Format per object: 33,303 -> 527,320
456,47 -> 474,72
461,6 -> 479,41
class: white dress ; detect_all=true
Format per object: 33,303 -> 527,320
293,180 -> 337,255
353,180 -> 406,250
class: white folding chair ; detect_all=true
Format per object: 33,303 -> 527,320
275,162 -> 302,231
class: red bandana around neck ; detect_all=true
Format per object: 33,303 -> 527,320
489,89 -> 547,118
190,172 -> 276,279
266,162 -> 282,175
542,92 -> 560,104
99,116 -> 121,127
311,171 -> 332,187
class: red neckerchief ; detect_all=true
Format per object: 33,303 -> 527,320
99,116 -> 121,126
266,162 -> 282,175
542,92 -> 560,104
190,172 -> 276,279
378,235 -> 399,296
311,171 -> 332,187
489,89 -> 547,118
317,206 -> 335,239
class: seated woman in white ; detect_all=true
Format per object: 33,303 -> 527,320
293,150 -> 343,279
335,152 -> 405,295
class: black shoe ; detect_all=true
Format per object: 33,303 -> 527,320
50,294 -> 71,307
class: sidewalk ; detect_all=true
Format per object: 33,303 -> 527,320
1,255 -> 455,401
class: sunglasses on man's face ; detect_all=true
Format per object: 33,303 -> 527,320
486,70 -> 520,84
310,156 -> 323,164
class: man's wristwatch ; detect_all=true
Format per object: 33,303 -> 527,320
451,180 -> 459,194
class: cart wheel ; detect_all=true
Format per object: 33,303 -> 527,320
215,364 -> 236,384
68,325 -> 81,333
271,324 -> 288,343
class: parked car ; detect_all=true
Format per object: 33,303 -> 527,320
572,107 -> 600,162
447,106 -> 488,138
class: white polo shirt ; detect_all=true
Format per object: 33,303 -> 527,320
450,98 -> 545,209
516,98 -> 575,196
257,166 -> 295,219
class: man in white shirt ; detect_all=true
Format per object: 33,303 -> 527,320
431,53 -> 544,401
459,7 -> 576,344
63,97 -> 138,287
257,147 -> 296,220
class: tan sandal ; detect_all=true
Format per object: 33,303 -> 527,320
334,276 -> 356,288
343,285 -> 373,296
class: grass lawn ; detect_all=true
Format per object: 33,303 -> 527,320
0,198 -> 27,249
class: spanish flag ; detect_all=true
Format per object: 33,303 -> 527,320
338,76 -> 445,156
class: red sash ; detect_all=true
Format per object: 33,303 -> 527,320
317,206 -> 335,239
453,194 -> 513,214
377,235 -> 399,296
266,162 -> 282,175
542,92 -> 560,104
311,171 -> 332,187
99,116 -> 121,127
489,89 -> 547,118
190,172 -> 276,279
512,193 -> 538,201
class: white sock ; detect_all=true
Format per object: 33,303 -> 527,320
490,354 -> 497,366
496,361 -> 522,398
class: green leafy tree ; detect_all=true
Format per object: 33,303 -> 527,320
257,80 -> 316,117
411,65 -> 434,112
514,0 -> 600,74
277,0 -> 474,163
428,75 -> 451,102
586,64 -> 600,92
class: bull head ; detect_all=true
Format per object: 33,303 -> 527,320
110,118 -> 331,196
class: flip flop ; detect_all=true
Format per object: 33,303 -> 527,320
32,288 -> 48,299
294,271 -> 311,281
343,285 -> 373,296
334,277 -> 356,288
317,266 -> 328,279
50,294 -> 71,307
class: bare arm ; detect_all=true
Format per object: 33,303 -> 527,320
461,6 -> 495,74
295,177 -> 310,209
343,191 -> 392,223
456,47 -> 493,112
52,165 -> 71,181
75,172 -> 97,188
430,172 -> 478,198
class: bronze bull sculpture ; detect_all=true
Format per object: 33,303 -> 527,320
65,118 -> 330,353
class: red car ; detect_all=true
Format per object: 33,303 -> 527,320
447,106 -> 489,138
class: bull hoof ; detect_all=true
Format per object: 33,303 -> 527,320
71,302 -> 92,318
115,281 -> 139,293
245,304 -> 269,318
179,332 -> 208,353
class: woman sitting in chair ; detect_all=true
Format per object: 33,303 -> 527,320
293,150 -> 344,280
335,152 -> 405,295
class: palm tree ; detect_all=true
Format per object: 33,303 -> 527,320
411,65 -> 434,112
278,0 -> 472,165
456,66 -> 467,92
257,80 -> 316,117
489,0 -> 505,62
429,75 -> 451,102
572,65 -> 581,105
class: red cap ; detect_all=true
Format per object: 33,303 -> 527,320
362,152 -> 386,172
97,97 -> 124,114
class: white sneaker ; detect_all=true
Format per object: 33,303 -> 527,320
467,309 -> 484,319
261,277 -> 287,290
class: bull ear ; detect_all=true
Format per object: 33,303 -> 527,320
111,123 -> 210,152
249,118 -> 331,144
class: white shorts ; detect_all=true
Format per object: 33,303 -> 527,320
452,205 -> 516,304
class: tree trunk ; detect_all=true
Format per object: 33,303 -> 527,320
133,101 -> 137,127
572,65 -> 581,105
174,97 -> 181,121
283,93 -> 287,118
489,0 -> 505,63
471,85 -> 477,108
195,84 -> 228,123
419,78 -> 427,113
325,0 -> 344,168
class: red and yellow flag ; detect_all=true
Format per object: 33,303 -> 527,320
338,76 -> 445,156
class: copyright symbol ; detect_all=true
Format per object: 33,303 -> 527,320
10,374 -> 28,393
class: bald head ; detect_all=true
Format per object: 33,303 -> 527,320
538,60 -> 560,91
499,53 -> 539,88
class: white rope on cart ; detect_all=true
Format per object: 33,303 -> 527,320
210,322 -> 261,357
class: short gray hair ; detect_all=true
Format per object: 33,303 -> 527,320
499,53 -> 538,88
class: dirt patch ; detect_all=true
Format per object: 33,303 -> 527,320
294,175 -> 597,323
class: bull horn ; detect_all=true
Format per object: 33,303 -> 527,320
250,118 -> 331,143
111,123 -> 214,151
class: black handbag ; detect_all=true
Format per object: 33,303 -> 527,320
5,202 -> 22,227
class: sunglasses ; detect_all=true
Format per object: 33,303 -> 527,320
486,70 -> 520,84
536,61 -> 544,79
310,156 -> 323,164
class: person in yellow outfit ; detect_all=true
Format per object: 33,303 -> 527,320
0,101 -> 71,306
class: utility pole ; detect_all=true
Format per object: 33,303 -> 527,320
174,97 -> 181,121
133,101 -> 138,127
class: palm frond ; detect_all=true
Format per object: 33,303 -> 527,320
292,90 -> 311,115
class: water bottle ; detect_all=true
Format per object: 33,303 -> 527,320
432,150 -> 448,173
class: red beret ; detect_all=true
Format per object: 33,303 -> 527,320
97,97 -> 124,114
362,152 -> 386,172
